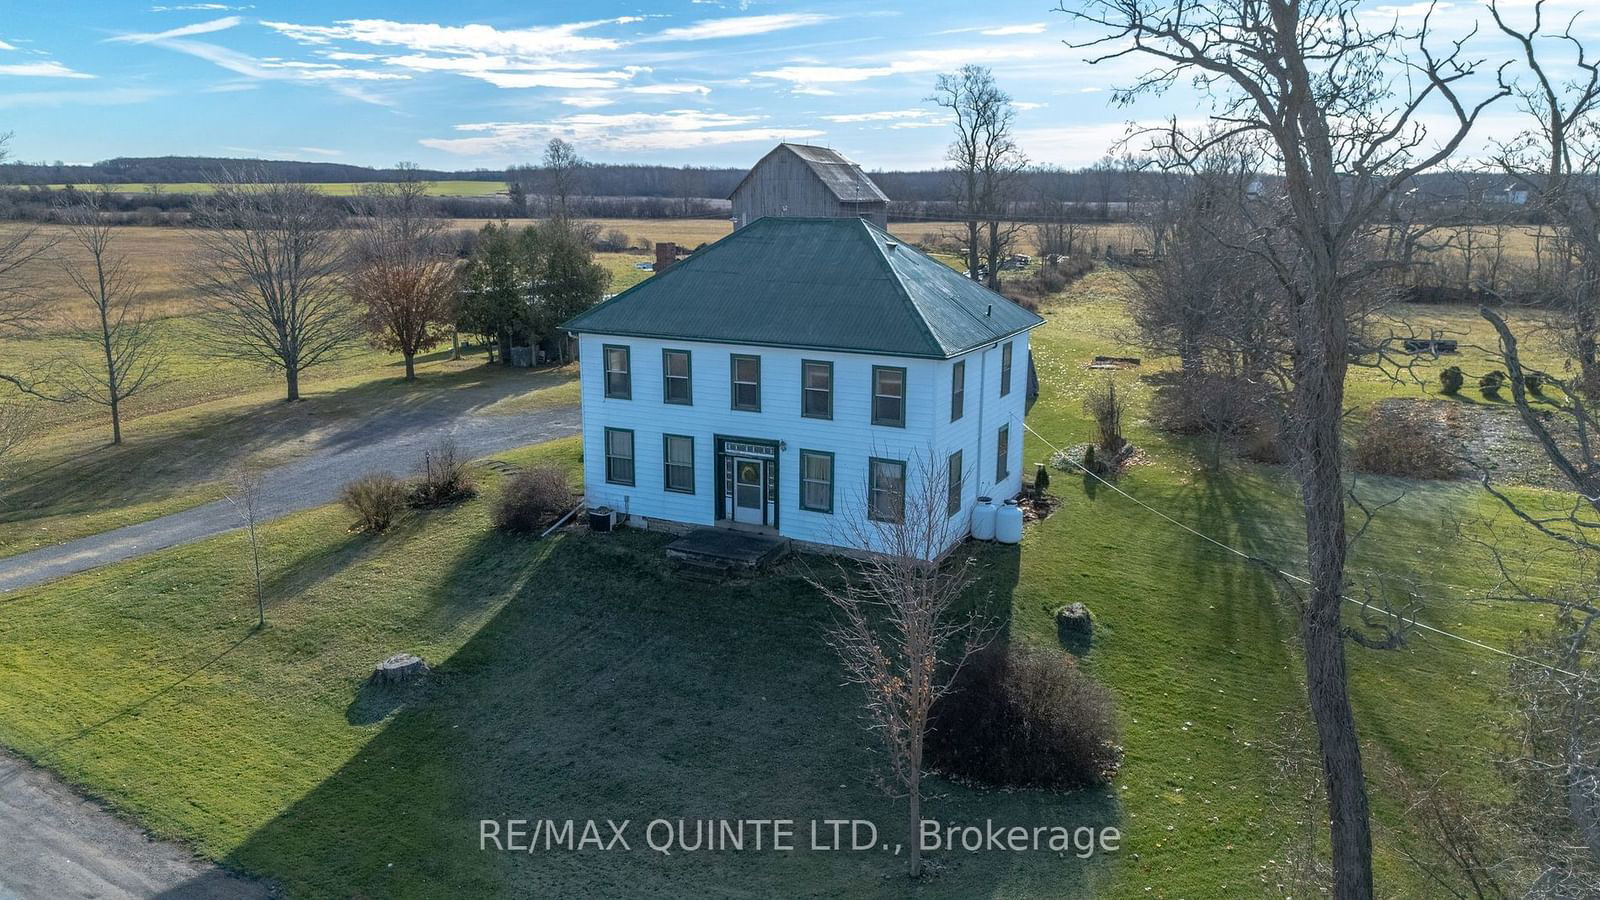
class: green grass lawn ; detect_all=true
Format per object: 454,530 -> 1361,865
0,268 -> 1578,897
0,349 -> 578,558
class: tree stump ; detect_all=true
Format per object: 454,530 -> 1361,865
1055,603 -> 1094,654
371,653 -> 429,685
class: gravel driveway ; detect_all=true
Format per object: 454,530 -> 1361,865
0,750 -> 268,899
0,403 -> 579,594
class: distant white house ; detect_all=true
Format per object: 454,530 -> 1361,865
1504,184 -> 1530,206
563,216 -> 1044,558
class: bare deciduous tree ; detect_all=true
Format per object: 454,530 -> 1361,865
1068,0 -> 1508,894
54,189 -> 164,444
189,172 -> 358,401
0,134 -> 56,393
931,65 -> 1028,289
1490,0 -> 1600,395
226,468 -> 269,629
540,138 -> 584,221
804,452 -> 987,879
350,165 -> 458,380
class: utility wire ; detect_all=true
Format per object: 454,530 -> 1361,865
1020,420 -> 1580,677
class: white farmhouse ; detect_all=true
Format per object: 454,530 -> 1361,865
563,216 -> 1044,558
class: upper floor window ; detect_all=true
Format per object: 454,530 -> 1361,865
663,349 -> 692,405
731,354 -> 761,411
951,360 -> 966,421
802,360 -> 833,419
1000,342 -> 1014,397
605,427 -> 635,485
604,345 -> 631,399
872,366 -> 906,427
868,457 -> 906,523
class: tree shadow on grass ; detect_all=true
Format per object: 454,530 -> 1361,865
168,529 -> 1115,899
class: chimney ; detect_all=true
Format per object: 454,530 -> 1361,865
655,241 -> 678,273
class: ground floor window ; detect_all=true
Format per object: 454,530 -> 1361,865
605,427 -> 635,485
996,425 -> 1010,481
868,457 -> 906,523
663,434 -> 694,493
800,450 -> 833,513
947,449 -> 963,517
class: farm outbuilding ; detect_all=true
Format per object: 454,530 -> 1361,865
729,143 -> 890,230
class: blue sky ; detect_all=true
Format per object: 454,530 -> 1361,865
0,1 -> 1574,171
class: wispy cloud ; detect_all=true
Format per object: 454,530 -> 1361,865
0,61 -> 95,79
297,146 -> 342,157
560,95 -> 615,108
630,83 -> 711,95
0,86 -> 162,109
643,13 -> 834,42
149,3 -> 253,11
822,108 -> 932,123
422,109 -> 823,156
982,23 -> 1048,35
0,39 -> 16,52
108,16 -> 244,44
262,18 -> 631,57
754,43 -> 1053,91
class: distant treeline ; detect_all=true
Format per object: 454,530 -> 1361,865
0,154 -> 1551,225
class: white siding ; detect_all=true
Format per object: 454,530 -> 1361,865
577,330 -> 1031,556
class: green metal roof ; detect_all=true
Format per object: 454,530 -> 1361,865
563,217 -> 1043,359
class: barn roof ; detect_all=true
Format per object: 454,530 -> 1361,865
563,217 -> 1042,359
728,143 -> 890,204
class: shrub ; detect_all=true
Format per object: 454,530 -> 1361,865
340,473 -> 408,532
493,464 -> 574,532
1083,377 -> 1126,452
1351,403 -> 1457,480
1524,372 -> 1545,395
927,644 -> 1122,789
1439,365 -> 1464,395
593,228 -> 632,252
1480,370 -> 1507,398
411,438 -> 476,507
1150,373 -> 1271,437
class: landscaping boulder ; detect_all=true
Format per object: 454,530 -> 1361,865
370,653 -> 429,685
1055,603 -> 1094,652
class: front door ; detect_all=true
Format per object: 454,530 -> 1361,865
732,458 -> 766,525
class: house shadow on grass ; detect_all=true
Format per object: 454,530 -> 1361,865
160,529 -> 1117,899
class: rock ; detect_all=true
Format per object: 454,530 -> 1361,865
1055,603 -> 1094,652
370,653 -> 429,685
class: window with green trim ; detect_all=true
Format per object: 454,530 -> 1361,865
868,457 -> 906,523
663,434 -> 694,493
799,451 -> 833,513
872,366 -> 906,427
996,425 -> 1010,481
731,354 -> 761,411
801,360 -> 832,419
605,427 -> 635,485
603,345 -> 631,399
946,450 -> 963,517
662,349 -> 692,405
951,360 -> 965,421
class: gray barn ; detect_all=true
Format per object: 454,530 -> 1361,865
729,143 -> 890,230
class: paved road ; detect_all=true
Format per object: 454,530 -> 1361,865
0,403 -> 579,594
0,750 -> 269,899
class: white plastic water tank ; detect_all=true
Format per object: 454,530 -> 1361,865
972,496 -> 997,541
995,499 -> 1024,544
